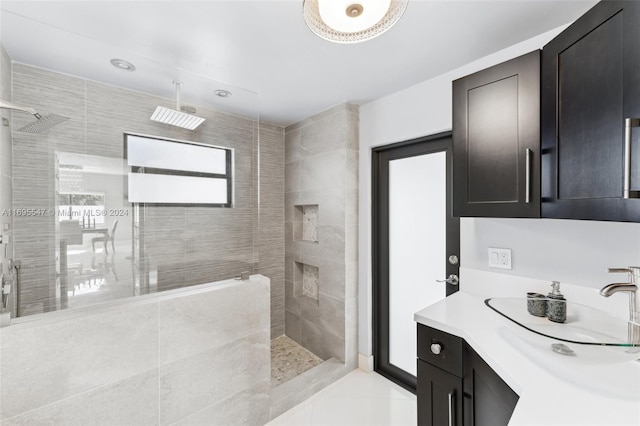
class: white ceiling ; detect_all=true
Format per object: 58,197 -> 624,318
0,0 -> 598,126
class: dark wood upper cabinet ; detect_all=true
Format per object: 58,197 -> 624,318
453,50 -> 541,218
541,0 -> 640,221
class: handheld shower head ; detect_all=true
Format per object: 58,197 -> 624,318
0,99 -> 69,133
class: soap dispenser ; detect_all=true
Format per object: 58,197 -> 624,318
546,281 -> 566,323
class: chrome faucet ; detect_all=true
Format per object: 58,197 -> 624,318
601,267 -> 640,345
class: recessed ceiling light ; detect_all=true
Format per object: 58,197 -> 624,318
110,59 -> 136,72
214,89 -> 232,98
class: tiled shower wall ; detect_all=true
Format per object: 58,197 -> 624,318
9,61 -> 284,336
0,45 -> 13,316
259,122 -> 286,337
284,104 -> 359,363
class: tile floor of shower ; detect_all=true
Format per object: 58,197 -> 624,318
271,335 -> 323,388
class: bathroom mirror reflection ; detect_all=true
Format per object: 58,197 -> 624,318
56,152 -> 131,311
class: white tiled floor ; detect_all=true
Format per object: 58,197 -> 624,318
266,369 -> 417,426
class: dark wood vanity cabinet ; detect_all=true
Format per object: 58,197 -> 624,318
417,324 -> 518,426
462,343 -> 519,426
541,0 -> 640,221
452,50 -> 540,218
417,325 -> 463,426
418,360 -> 463,426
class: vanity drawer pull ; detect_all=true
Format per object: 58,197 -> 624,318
418,324 -> 463,377
448,390 -> 456,426
430,343 -> 442,355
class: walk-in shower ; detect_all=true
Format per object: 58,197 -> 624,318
0,50 -> 348,426
0,5 -> 357,424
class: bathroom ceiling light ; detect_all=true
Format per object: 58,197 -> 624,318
110,59 -> 136,72
303,0 -> 408,44
214,89 -> 232,98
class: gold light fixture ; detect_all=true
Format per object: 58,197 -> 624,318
303,0 -> 408,44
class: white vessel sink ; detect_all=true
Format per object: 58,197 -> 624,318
487,298 -> 640,400
485,297 -> 639,347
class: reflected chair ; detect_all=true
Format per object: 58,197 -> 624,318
91,219 -> 118,254
91,252 -> 119,282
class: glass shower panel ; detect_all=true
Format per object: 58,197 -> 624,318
2,19 -> 260,317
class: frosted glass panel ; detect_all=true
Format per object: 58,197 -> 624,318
127,134 -> 227,174
388,151 -> 446,376
128,173 -> 228,204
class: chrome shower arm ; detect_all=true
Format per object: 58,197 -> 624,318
0,99 -> 41,119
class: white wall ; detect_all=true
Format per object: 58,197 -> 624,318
358,24 -> 640,356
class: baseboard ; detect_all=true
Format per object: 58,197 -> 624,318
358,353 -> 373,372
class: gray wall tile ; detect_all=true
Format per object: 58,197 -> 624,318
173,387 -> 270,426
0,302 -> 159,420
300,315 -> 345,362
2,370 -> 160,426
283,103 -> 359,365
0,45 -> 12,180
285,128 -> 301,164
285,162 -> 301,194
346,149 -> 359,189
158,279 -> 269,365
299,112 -> 346,158
299,151 -> 346,192
1,277 -> 271,424
159,330 -> 269,425
258,122 -> 285,338
9,64 -> 286,338
285,309 -> 302,344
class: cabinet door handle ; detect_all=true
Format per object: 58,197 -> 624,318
448,390 -> 455,426
525,148 -> 532,204
624,118 -> 640,199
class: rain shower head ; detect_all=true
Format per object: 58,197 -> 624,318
150,81 -> 205,131
150,106 -> 205,130
17,114 -> 70,133
0,99 -> 69,133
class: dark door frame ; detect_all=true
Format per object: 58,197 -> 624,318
372,131 -> 460,393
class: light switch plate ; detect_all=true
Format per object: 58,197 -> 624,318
488,247 -> 512,270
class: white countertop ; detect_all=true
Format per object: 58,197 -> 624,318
414,269 -> 640,426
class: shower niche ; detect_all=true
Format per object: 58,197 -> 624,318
293,204 -> 318,242
294,261 -> 319,301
